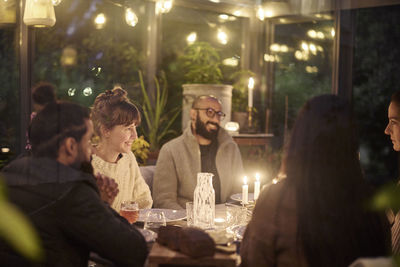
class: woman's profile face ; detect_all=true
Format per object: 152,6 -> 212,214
103,122 -> 137,154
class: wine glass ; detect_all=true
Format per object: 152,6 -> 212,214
144,210 -> 166,232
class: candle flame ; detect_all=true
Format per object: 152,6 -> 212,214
256,173 -> 260,181
244,176 -> 248,185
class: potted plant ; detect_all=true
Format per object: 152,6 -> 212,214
138,71 -> 181,163
178,42 -> 233,130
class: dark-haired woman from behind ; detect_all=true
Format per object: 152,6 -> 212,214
240,94 -> 390,267
91,87 -> 152,211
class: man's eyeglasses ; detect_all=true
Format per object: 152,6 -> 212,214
194,108 -> 226,119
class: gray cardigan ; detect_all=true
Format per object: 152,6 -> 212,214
153,126 -> 244,209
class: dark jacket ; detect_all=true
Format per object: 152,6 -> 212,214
0,157 -> 148,267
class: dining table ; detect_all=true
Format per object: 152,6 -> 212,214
142,202 -> 254,267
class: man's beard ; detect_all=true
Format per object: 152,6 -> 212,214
195,114 -> 219,141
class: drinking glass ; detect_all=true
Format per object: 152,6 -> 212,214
186,202 -> 194,227
120,200 -> 139,224
144,210 -> 166,232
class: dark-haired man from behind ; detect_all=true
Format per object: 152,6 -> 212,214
0,101 -> 147,267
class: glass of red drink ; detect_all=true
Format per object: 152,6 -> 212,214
120,200 -> 139,224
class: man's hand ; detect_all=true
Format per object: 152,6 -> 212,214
94,173 -> 119,206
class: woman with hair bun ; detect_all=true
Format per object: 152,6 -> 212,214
91,87 -> 152,210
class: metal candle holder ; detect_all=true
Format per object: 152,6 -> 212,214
247,106 -> 253,128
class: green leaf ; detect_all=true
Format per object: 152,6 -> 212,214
0,200 -> 43,261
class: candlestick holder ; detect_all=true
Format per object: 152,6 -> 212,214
241,106 -> 258,133
247,106 -> 253,128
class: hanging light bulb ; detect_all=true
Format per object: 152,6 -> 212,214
125,8 -> 138,27
94,13 -> 106,29
156,0 -> 173,14
256,5 -> 264,21
186,32 -> 197,45
217,29 -> 228,45
51,0 -> 62,6
23,0 -> 56,27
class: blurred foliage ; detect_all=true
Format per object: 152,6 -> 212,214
353,6 -> 400,184
372,182 -> 400,214
270,20 -> 333,145
0,176 -> 43,262
178,42 -> 223,84
131,135 -> 150,165
139,71 -> 181,151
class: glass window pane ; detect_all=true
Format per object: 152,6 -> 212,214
269,17 -> 334,140
0,4 -> 19,168
34,0 -> 146,107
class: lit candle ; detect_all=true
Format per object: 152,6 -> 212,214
254,173 -> 260,201
242,176 -> 249,205
248,77 -> 254,108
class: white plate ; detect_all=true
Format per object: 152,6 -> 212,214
137,228 -> 157,243
138,208 -> 186,222
230,193 -> 254,203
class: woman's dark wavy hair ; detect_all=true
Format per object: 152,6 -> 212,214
91,87 -> 141,137
29,101 -> 89,158
285,94 -> 389,266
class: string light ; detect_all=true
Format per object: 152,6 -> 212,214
125,8 -> 138,27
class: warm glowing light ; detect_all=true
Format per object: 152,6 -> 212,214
248,77 -> 255,90
256,5 -> 264,21
317,45 -> 324,52
233,10 -> 241,16
331,28 -> 335,37
307,30 -> 317,38
309,43 -> 316,53
94,13 -> 106,29
301,42 -> 308,51
270,43 -> 280,52
222,57 -> 238,66
125,8 -> 138,27
280,44 -> 288,52
1,147 -> 10,153
156,0 -> 173,14
218,14 -> 229,20
209,0 -> 220,2
68,88 -> 76,96
186,32 -> 197,45
295,50 -> 303,60
214,218 -> 226,223
272,178 -> 278,184
217,29 -> 228,45
264,9 -> 273,18
256,173 -> 260,181
305,66 -> 318,73
317,31 -> 325,39
52,0 -> 62,6
224,121 -> 239,132
244,176 -> 248,185
83,87 -> 93,96
264,54 -> 275,62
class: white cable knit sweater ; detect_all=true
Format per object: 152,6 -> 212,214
91,151 -> 153,211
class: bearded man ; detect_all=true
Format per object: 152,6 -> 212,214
153,95 -> 244,209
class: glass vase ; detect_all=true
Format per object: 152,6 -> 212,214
193,172 -> 215,229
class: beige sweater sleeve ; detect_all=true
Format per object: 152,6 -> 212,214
128,152 -> 153,209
